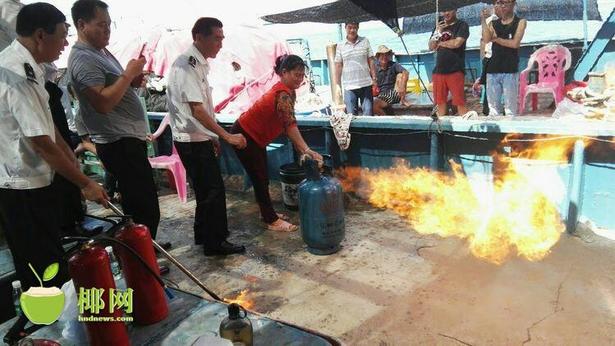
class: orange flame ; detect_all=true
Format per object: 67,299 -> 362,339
224,289 -> 254,310
338,136 -> 584,265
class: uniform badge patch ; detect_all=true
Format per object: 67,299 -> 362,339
188,56 -> 197,68
24,63 -> 37,84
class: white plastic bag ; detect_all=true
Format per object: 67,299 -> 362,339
552,98 -> 587,119
59,280 -> 88,342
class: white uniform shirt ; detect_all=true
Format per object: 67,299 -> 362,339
166,44 -> 218,142
334,36 -> 374,91
0,40 -> 56,190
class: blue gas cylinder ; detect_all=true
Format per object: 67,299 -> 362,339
298,157 -> 345,255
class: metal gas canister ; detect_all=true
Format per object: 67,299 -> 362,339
298,156 -> 345,255
114,221 -> 168,325
68,243 -> 130,346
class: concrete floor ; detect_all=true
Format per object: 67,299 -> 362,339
93,177 -> 615,345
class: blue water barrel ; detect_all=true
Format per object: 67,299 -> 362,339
298,158 -> 345,255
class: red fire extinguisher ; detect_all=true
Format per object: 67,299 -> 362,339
68,243 -> 130,346
114,220 -> 169,325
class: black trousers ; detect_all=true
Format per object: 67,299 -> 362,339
480,58 -> 491,116
51,174 -> 84,237
230,122 -> 278,224
174,141 -> 229,247
0,186 -> 70,290
96,138 -> 160,239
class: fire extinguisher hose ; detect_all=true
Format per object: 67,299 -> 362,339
63,235 -> 168,292
107,203 -> 223,302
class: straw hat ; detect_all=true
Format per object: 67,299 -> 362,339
375,45 -> 393,56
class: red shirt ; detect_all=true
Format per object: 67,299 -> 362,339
238,81 -> 297,148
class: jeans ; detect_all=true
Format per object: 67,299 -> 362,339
486,73 -> 519,116
175,141 -> 229,247
344,85 -> 373,116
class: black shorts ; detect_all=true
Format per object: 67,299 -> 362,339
377,89 -> 401,104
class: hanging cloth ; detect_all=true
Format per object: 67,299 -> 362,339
329,111 -> 354,151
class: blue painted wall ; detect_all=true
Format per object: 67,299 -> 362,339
216,121 -> 615,231
593,40 -> 615,71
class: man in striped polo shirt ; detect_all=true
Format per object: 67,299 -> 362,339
334,22 -> 377,116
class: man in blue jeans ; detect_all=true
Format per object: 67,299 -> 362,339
334,22 -> 377,116
483,0 -> 527,116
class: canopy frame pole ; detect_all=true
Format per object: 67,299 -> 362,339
583,0 -> 589,50
397,36 -> 433,103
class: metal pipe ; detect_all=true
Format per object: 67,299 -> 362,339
325,129 -> 332,155
151,241 -> 222,301
398,37 -> 433,103
326,43 -> 344,108
107,202 -> 123,217
108,202 -> 222,301
430,133 -> 439,170
583,0 -> 589,51
566,140 -> 586,234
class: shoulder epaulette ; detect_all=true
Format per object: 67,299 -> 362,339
24,63 -> 37,84
188,56 -> 197,68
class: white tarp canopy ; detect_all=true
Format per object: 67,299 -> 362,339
10,0 -> 327,115
22,0 -> 333,29
0,0 -> 22,50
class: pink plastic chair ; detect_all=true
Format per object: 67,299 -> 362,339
519,45 -> 571,115
148,114 -> 188,203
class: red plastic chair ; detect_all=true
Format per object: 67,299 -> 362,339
148,114 -> 188,203
519,45 -> 571,115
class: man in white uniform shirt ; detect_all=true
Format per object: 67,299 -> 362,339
167,17 -> 247,256
0,3 -> 108,290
